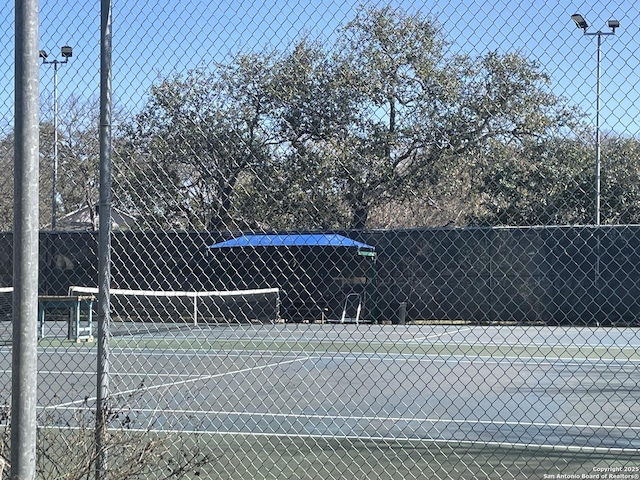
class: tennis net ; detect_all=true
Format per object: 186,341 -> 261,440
68,286 -> 282,329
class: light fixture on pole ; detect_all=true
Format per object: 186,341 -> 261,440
40,45 -> 73,230
570,15 -> 619,226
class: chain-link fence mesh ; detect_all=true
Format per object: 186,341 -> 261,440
1,1 -> 640,478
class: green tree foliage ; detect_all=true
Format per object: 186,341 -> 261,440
0,118 -> 85,231
117,62 -> 275,231
467,136 -> 593,226
27,5 -> 640,232
243,7 -> 466,229
237,6 -> 580,229
601,136 -> 640,224
55,98 -> 101,221
235,39 -> 358,230
466,130 -> 640,227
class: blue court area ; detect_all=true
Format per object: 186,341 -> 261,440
4,324 -> 636,454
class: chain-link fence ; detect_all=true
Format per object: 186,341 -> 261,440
2,1 -> 640,478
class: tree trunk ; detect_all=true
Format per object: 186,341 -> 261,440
350,206 -> 369,230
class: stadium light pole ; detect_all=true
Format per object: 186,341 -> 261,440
40,45 -> 73,230
570,14 -> 619,226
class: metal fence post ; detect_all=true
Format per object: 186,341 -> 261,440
95,0 -> 113,478
11,0 -> 40,478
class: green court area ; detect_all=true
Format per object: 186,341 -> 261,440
38,322 -> 640,363
19,427 -> 640,480
107,335 -> 640,362
2,324 -> 639,478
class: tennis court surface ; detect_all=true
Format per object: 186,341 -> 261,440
2,323 -> 637,478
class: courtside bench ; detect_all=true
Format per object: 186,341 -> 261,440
38,295 -> 95,342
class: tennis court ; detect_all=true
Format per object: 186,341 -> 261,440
6,324 -> 637,443
1,322 -> 639,477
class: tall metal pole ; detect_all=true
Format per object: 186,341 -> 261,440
595,33 -> 602,226
12,0 -> 40,478
572,14 -> 618,324
571,16 -> 618,225
40,49 -> 71,230
52,62 -> 58,230
95,0 -> 113,477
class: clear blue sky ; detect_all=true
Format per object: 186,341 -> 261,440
2,0 -> 640,136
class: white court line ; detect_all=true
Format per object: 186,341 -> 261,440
205,431 -> 640,455
410,326 -> 475,342
2,348 -> 638,381
233,326 -> 478,344
46,354 -> 317,410
45,405 -> 640,434
33,423 -> 640,455
35,411 -> 640,455
102,350 -> 640,369
160,327 -> 479,350
3,354 -> 632,380
425,338 -> 640,348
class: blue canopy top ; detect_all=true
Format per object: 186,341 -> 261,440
208,233 -> 375,252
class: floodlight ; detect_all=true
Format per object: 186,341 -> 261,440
568,13 -> 621,225
39,45 -> 73,229
571,14 -> 588,30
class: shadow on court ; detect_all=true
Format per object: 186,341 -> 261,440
175,434 -> 639,480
